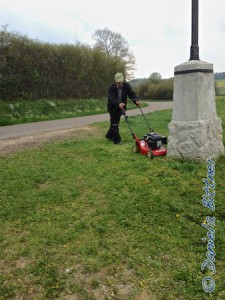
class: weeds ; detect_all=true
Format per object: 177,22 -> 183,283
0,98 -> 148,126
0,98 -> 108,126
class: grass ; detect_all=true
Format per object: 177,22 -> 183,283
0,98 -> 108,126
216,80 -> 225,96
0,98 -> 149,127
0,98 -> 224,299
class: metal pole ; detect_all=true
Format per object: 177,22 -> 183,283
190,0 -> 200,60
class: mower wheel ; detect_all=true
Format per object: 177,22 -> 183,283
132,145 -> 139,153
147,150 -> 154,159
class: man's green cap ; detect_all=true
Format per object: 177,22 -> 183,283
114,72 -> 124,82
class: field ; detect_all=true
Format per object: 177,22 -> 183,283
216,80 -> 225,95
0,97 -> 225,299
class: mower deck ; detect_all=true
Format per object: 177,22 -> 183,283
121,107 -> 167,159
133,133 -> 167,159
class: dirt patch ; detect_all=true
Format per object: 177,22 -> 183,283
59,265 -> 157,300
0,125 -> 97,156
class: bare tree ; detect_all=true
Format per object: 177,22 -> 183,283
149,72 -> 162,83
92,28 -> 135,79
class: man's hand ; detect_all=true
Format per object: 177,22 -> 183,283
119,103 -> 125,109
136,100 -> 141,107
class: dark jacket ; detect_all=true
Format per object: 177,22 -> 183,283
107,81 -> 138,113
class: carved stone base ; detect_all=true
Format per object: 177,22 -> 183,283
168,60 -> 224,160
167,118 -> 224,160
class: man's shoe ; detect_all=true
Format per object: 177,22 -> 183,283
105,131 -> 114,140
113,137 -> 121,144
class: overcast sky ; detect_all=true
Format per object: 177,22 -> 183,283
0,0 -> 224,79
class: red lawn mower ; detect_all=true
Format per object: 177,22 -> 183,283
122,107 -> 167,159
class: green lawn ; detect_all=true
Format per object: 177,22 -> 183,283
0,98 -> 224,299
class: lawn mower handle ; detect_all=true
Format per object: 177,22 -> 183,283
138,106 -> 153,132
128,99 -> 152,132
121,108 -> 134,137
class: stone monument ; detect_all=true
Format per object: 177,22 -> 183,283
167,0 -> 224,160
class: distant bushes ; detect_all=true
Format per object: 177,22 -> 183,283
0,26 -> 125,101
134,73 -> 224,100
132,75 -> 173,100
214,72 -> 225,80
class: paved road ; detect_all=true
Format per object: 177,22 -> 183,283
0,101 -> 173,140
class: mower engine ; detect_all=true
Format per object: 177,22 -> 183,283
144,132 -> 167,150
122,107 -> 167,159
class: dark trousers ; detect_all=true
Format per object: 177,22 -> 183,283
105,110 -> 123,144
